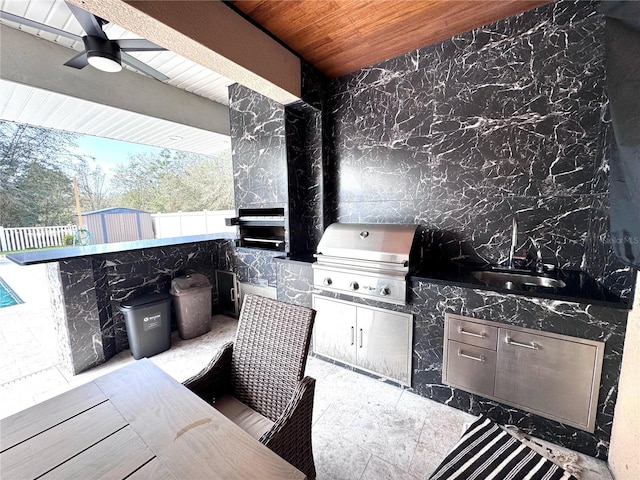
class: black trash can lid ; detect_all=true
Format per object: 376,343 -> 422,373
119,293 -> 171,310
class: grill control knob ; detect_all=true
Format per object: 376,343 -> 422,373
349,281 -> 360,291
323,277 -> 333,286
379,285 -> 391,296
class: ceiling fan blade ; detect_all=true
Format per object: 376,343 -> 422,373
117,39 -> 167,52
64,51 -> 89,69
65,1 -> 107,39
0,10 -> 83,42
121,52 -> 169,82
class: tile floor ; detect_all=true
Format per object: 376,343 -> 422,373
0,256 -> 613,480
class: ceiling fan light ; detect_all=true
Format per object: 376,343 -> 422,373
83,35 -> 122,73
87,53 -> 122,73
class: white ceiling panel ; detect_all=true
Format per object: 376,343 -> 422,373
0,80 -> 231,156
0,0 -> 234,106
0,0 -> 234,155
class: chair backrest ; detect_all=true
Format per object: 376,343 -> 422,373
230,294 -> 316,421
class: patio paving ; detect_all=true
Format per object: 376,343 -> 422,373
0,255 -> 612,479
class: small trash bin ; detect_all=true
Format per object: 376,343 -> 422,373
170,273 -> 212,340
118,293 -> 171,360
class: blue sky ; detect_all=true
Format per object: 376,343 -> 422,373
75,135 -> 164,175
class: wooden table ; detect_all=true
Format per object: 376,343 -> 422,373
0,359 -> 305,480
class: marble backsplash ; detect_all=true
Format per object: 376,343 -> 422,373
230,83 -> 288,210
327,0 -> 634,300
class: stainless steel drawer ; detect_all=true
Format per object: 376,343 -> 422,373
494,328 -> 599,431
444,340 -> 496,398
447,314 -> 498,351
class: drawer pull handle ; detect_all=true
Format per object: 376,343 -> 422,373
458,327 -> 486,339
457,349 -> 485,362
505,336 -> 538,350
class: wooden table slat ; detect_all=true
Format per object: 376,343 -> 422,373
126,457 -> 178,480
95,359 -> 305,480
39,425 -> 155,480
0,401 -> 127,480
0,382 -> 107,451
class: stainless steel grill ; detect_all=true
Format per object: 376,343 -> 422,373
312,223 -> 420,305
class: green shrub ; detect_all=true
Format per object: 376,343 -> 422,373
62,234 -> 75,246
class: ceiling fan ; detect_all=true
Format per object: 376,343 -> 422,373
0,1 -> 169,81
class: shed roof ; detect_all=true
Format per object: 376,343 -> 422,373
82,207 -> 150,215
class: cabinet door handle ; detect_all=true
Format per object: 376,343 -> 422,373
458,326 -> 486,338
359,328 -> 363,348
350,326 -> 355,346
457,349 -> 485,362
230,288 -> 236,302
505,336 -> 538,350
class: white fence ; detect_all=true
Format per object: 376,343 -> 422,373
0,225 -> 78,252
151,210 -> 236,238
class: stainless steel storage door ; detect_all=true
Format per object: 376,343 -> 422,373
312,296 -> 358,366
356,307 -> 412,385
494,328 -> 598,430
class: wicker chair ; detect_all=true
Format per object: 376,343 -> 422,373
184,294 -> 317,480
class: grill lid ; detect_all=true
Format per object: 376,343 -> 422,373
315,223 -> 419,265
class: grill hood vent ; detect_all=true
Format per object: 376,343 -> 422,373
315,223 -> 420,265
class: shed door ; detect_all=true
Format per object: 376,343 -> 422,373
105,213 -> 139,243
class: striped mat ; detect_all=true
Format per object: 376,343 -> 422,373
429,416 -> 578,480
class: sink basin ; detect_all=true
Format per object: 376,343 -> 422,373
472,271 -> 566,289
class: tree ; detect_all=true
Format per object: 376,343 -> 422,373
14,163 -> 75,226
111,149 -> 233,212
0,121 -> 78,227
73,157 -> 112,211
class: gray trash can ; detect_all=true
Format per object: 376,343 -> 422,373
119,293 -> 171,360
170,273 -> 212,340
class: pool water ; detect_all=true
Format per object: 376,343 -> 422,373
0,277 -> 22,308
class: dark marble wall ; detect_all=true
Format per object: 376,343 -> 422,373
286,102 -> 324,255
55,258 -> 106,374
230,83 -> 288,210
229,84 -> 324,261
275,259 -> 314,307
326,0 -> 634,300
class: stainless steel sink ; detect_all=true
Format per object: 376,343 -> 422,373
472,270 -> 566,289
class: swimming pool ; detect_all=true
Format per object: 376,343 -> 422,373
0,277 -> 22,308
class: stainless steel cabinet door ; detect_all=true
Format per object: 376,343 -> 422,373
356,307 -> 412,385
215,270 -> 239,317
494,328 -> 598,431
312,296 -> 357,365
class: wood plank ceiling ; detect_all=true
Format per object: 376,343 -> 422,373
230,0 -> 551,78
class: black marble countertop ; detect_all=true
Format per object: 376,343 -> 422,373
410,261 -> 631,310
272,253 -> 630,309
6,233 -> 235,266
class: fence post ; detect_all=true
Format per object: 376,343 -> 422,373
0,226 -> 6,252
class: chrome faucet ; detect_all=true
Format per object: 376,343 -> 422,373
529,237 -> 545,274
508,217 -> 518,269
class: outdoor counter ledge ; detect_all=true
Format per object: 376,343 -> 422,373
6,233 -> 236,266
410,261 -> 631,310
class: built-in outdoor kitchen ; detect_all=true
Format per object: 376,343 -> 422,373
5,0 -> 639,477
